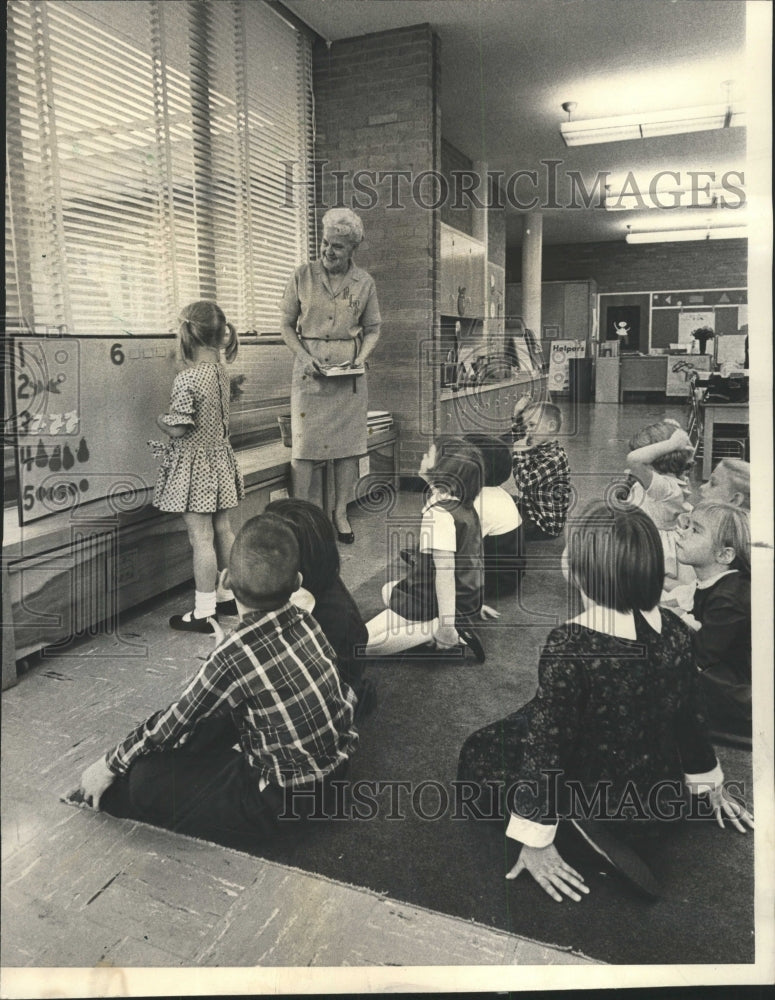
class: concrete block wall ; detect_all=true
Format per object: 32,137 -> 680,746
312,24 -> 440,473
536,238 -> 748,293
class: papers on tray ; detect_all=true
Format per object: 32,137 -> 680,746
319,364 -> 365,377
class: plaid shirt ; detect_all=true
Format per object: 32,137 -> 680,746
106,603 -> 358,789
511,439 -> 570,537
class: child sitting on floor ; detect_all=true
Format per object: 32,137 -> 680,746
457,501 -> 752,903
625,418 -> 696,592
464,432 -> 522,599
77,514 -> 358,850
675,501 -> 752,742
365,436 -> 498,661
265,497 -> 376,720
698,458 -> 750,509
511,397 -> 571,542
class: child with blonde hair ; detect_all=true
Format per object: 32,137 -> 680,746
676,501 -> 751,741
151,300 -> 244,632
698,458 -> 750,509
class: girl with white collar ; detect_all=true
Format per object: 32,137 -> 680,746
457,500 -> 752,903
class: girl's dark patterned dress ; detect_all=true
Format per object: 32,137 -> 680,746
458,608 -> 717,829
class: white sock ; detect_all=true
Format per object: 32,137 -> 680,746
215,569 -> 233,602
194,590 -> 217,619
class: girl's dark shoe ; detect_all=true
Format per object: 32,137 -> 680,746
169,612 -> 218,634
458,627 -> 486,663
332,511 -> 354,544
569,818 -> 660,899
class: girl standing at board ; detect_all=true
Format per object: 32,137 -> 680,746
152,301 -> 244,633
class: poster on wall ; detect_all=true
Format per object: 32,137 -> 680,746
10,337 -> 178,524
548,339 -> 585,392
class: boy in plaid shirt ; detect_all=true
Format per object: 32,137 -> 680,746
511,397 -> 571,541
78,514 -> 358,849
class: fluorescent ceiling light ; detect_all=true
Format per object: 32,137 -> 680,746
625,226 -> 747,244
560,103 -> 744,146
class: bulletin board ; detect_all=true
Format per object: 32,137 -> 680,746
10,337 -> 178,524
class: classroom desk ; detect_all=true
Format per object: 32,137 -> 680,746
700,401 -> 748,480
619,355 -> 668,401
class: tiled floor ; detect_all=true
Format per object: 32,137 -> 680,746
1,400 -> 700,981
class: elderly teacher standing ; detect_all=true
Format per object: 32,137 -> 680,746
279,208 -> 382,543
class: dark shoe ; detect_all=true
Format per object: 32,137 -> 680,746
216,598 -> 238,616
169,612 -> 218,634
399,547 -> 416,567
332,511 -> 354,544
458,626 -> 486,663
569,818 -> 660,899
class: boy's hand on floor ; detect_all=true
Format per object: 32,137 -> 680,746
79,757 -> 116,810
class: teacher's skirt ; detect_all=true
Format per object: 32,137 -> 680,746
290,340 -> 368,461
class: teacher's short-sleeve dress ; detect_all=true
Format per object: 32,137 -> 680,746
280,260 -> 381,461
152,362 -> 244,513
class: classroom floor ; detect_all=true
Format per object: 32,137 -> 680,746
2,399 -> 751,980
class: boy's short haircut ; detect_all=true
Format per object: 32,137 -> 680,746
427,437 -> 483,508
464,433 -> 512,487
718,458 -> 751,509
628,420 -> 693,477
524,401 -> 563,433
228,514 -> 300,608
567,501 -> 663,612
693,500 -> 751,575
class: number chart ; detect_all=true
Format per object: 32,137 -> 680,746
11,337 -> 178,524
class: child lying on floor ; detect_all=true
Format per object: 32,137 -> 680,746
77,514 -> 358,850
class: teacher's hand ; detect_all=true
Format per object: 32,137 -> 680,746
507,843 -> 589,903
299,356 -> 323,378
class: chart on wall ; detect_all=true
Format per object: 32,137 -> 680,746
10,337 -> 179,524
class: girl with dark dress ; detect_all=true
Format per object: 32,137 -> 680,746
457,502 -> 753,902
365,437 -> 498,660
265,498 -> 376,720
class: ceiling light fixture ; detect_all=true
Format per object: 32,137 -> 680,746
625,222 -> 747,244
559,95 -> 744,147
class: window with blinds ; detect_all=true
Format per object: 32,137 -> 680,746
5,0 -> 314,337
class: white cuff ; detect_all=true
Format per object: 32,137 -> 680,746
684,760 -> 724,795
505,812 -> 557,847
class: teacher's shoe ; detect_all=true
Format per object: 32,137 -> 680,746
569,818 -> 660,899
332,511 -> 355,545
169,611 -> 218,634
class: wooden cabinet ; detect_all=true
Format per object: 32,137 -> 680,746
441,224 -> 486,318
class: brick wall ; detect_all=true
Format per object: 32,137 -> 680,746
536,238 -> 748,293
312,24 -> 439,473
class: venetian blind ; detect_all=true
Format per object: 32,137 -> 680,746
5,0 -> 313,336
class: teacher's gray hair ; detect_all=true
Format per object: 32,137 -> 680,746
322,208 -> 364,247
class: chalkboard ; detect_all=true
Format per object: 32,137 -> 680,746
11,337 -> 178,524
10,337 -> 296,525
